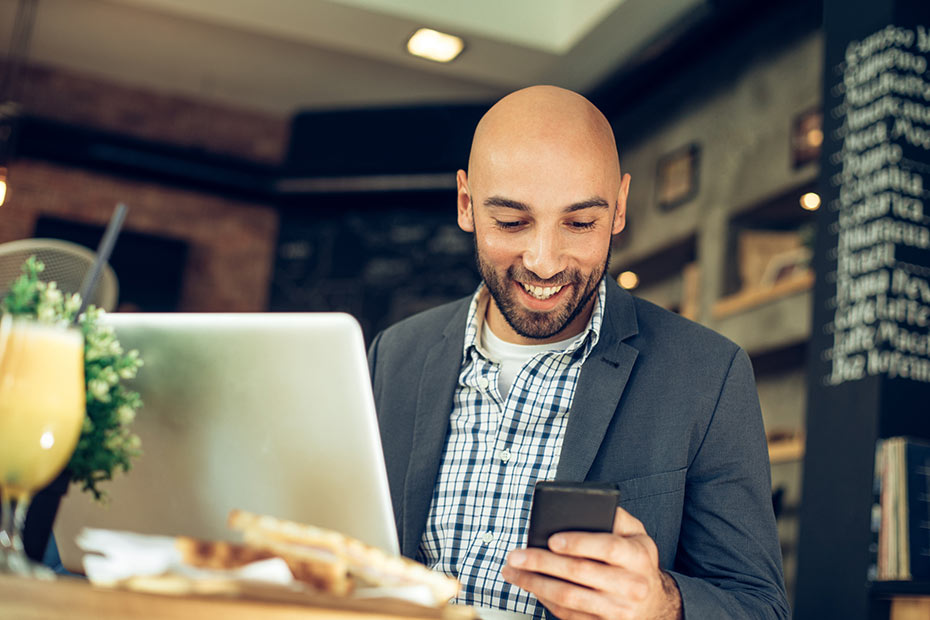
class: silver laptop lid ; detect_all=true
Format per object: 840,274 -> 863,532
55,312 -> 399,572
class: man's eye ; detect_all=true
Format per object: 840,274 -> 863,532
569,221 -> 596,230
494,220 -> 524,230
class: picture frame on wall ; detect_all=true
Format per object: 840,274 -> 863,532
656,143 -> 700,211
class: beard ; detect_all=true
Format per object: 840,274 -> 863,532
474,235 -> 609,341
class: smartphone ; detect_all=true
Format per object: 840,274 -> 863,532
526,481 -> 620,549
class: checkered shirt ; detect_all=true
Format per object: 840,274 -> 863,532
416,278 -> 607,617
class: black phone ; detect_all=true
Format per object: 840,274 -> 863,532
526,481 -> 621,549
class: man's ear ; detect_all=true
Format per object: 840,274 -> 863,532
612,172 -> 631,235
456,169 -> 475,233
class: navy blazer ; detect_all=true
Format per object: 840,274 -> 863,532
368,278 -> 789,619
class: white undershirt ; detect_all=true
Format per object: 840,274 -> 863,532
480,320 -> 583,397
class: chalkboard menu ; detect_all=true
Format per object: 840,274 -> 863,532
825,24 -> 930,386
796,2 -> 930,618
269,191 -> 481,342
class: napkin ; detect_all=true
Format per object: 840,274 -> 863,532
76,528 -> 294,586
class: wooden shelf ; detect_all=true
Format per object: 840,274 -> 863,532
769,436 -> 805,464
891,597 -> 930,620
871,581 -> 930,597
712,270 -> 814,320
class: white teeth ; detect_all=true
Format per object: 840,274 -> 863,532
522,283 -> 563,300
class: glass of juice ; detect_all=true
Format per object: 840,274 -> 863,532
0,315 -> 85,578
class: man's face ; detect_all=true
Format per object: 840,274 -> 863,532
457,141 -> 629,344
473,223 -> 610,342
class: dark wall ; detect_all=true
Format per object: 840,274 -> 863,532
271,191 -> 480,342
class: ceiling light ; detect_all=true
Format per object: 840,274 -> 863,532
407,28 -> 464,63
618,271 -> 639,290
800,192 -> 821,211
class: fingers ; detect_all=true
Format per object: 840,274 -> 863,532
502,510 -> 672,619
545,530 -> 657,572
535,594 -> 601,620
506,548 -> 649,601
501,564 -> 639,618
612,506 -> 647,536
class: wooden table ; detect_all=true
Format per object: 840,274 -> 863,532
5,573 -> 928,619
0,574 -> 476,619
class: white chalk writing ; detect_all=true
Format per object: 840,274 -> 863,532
892,117 -> 930,149
832,295 -> 930,330
825,25 -> 930,385
838,218 -> 930,251
837,242 -> 896,276
837,167 -> 924,201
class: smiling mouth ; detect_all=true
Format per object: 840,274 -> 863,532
520,283 -> 565,300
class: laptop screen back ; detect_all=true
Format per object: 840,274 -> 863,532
55,312 -> 399,572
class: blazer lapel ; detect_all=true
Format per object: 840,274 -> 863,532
556,281 -> 640,482
401,301 -> 469,558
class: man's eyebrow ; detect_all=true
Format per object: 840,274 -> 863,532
483,196 -> 530,211
482,196 -> 611,212
564,198 -> 611,212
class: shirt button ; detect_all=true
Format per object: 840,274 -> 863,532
477,377 -> 490,390
482,531 -> 495,544
499,449 -> 511,463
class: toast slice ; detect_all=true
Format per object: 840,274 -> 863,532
227,509 -> 459,604
175,535 -> 352,595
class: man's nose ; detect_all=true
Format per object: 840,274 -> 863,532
522,228 -> 566,280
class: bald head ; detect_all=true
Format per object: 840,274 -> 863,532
455,86 -> 630,344
467,86 -> 621,195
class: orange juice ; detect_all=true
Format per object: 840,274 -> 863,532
0,320 -> 84,500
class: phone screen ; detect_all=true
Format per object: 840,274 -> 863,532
526,481 -> 620,549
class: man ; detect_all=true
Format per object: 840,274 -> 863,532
368,86 -> 788,619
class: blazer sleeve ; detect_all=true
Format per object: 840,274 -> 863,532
668,348 -> 790,620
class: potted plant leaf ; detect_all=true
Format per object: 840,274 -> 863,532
0,257 -> 144,561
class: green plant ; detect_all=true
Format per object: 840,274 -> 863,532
0,256 -> 143,501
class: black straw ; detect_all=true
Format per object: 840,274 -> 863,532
74,203 -> 128,321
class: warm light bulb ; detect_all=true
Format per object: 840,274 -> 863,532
0,167 -> 6,206
806,128 -> 824,147
618,271 -> 639,289
407,28 -> 464,63
800,192 -> 821,211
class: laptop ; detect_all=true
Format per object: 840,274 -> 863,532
55,312 -> 399,573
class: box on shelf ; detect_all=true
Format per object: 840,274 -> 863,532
737,230 -> 803,292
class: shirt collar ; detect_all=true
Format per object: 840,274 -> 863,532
463,277 -> 606,363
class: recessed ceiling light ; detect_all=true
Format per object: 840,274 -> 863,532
800,192 -> 821,211
407,28 -> 464,63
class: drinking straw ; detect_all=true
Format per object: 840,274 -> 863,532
74,203 -> 128,322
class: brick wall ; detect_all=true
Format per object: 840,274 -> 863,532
0,62 -> 283,311
1,159 -> 278,312
16,62 -> 290,164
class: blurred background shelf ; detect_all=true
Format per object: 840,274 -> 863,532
871,582 -> 930,597
768,435 -> 805,465
711,272 -> 813,357
712,270 -> 814,320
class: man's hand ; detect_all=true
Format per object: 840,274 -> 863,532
501,507 -> 682,620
